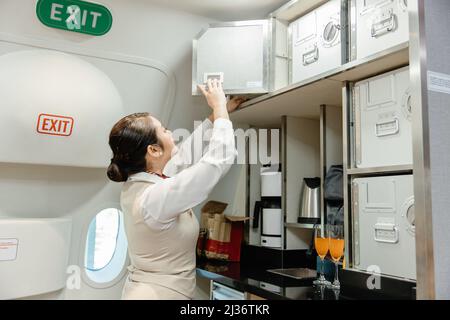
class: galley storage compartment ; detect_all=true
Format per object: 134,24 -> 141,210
290,0 -> 345,84
192,19 -> 288,95
352,175 -> 416,280
351,0 -> 409,60
351,66 -> 412,168
0,217 -> 72,299
0,41 -> 174,168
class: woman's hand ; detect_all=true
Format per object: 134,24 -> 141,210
198,79 -> 227,111
227,96 -> 247,113
199,81 -> 247,122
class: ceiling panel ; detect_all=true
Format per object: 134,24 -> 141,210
146,0 -> 290,20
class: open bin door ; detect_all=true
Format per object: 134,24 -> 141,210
193,20 -> 270,96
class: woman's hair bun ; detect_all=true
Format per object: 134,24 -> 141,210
107,160 -> 128,182
107,112 -> 159,183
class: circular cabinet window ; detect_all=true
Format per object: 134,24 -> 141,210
401,196 -> 415,237
405,203 -> 415,236
402,89 -> 412,121
84,208 -> 128,288
322,21 -> 340,47
399,0 -> 408,11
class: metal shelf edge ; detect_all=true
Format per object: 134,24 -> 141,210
346,165 -> 414,176
285,223 -> 315,229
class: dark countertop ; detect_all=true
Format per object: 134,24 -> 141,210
197,260 -> 319,300
196,259 -> 417,300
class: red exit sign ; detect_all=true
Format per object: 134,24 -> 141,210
36,114 -> 74,136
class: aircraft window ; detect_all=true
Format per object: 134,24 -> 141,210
84,208 -> 128,285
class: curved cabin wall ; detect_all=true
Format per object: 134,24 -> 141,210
0,46 -> 174,167
0,49 -> 123,168
0,0 -> 221,299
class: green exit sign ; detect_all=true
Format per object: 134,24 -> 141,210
36,0 -> 112,36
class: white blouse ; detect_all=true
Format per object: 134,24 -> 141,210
127,118 -> 237,229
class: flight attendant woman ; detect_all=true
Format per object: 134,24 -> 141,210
107,79 -> 242,299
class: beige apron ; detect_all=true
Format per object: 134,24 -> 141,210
120,173 -> 199,300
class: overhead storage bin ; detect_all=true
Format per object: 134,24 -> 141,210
0,49 -> 123,168
0,40 -> 174,168
192,19 -> 288,95
193,20 -> 269,95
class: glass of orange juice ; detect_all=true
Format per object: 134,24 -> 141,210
328,224 -> 344,289
313,224 -> 331,286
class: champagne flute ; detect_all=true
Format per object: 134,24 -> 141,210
328,224 -> 344,290
313,224 -> 331,285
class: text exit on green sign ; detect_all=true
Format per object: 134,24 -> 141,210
36,0 -> 112,36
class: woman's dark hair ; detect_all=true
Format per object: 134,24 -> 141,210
107,112 -> 161,182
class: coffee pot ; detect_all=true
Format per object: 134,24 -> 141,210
298,177 -> 321,224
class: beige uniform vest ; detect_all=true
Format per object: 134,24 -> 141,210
120,175 -> 199,299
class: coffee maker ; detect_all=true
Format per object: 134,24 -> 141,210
253,165 -> 282,248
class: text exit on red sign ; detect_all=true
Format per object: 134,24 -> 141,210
36,114 -> 74,136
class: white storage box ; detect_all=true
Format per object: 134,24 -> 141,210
351,0 -> 409,60
291,0 -> 344,83
352,66 -> 412,168
352,175 -> 416,280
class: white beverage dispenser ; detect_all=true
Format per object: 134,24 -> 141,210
253,165 -> 283,248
